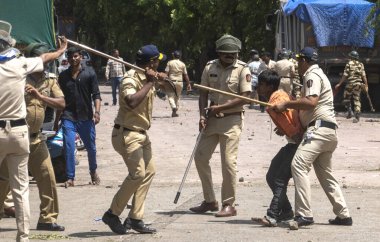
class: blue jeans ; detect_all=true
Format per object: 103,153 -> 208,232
111,77 -> 122,105
62,119 -> 97,180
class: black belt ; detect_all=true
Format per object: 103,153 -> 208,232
215,112 -> 243,118
0,119 -> 27,129
114,124 -> 146,134
308,120 -> 337,130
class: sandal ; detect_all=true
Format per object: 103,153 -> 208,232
64,179 -> 74,188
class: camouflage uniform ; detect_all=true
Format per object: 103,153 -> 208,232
342,60 -> 366,114
289,58 -> 301,99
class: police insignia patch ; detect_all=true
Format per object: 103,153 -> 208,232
306,79 -> 313,88
246,74 -> 251,82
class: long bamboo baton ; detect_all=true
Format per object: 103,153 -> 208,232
174,129 -> 204,204
63,38 -> 145,72
62,38 -> 177,93
194,84 -> 271,107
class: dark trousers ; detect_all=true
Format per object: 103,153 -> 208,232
266,143 -> 298,219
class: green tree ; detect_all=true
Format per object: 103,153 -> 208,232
58,0 -> 279,81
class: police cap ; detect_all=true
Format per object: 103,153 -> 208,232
296,47 -> 318,62
215,34 -> 241,53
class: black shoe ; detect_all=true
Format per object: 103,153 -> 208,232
328,216 -> 353,226
294,215 -> 314,227
36,222 -> 65,231
124,217 -> 157,234
102,210 -> 127,235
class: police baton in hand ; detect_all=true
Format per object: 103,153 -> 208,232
194,84 -> 271,107
59,37 -> 145,73
174,129 -> 204,204
362,84 -> 375,112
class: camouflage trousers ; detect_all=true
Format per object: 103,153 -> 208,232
343,83 -> 362,113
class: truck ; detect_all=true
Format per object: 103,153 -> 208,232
271,0 -> 379,111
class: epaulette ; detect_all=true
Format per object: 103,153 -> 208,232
206,59 -> 217,66
236,60 -> 248,67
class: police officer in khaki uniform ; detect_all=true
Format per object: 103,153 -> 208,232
102,44 -> 167,235
165,50 -> 192,117
274,49 -> 295,95
0,19 -> 67,242
335,51 -> 368,123
189,35 -> 251,217
0,43 -> 66,231
271,47 -> 352,229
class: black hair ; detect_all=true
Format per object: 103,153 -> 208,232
111,49 -> 119,54
67,46 -> 81,58
258,70 -> 280,90
261,51 -> 271,58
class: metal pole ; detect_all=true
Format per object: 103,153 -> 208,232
64,38 -> 145,73
174,130 -> 204,204
194,84 -> 272,107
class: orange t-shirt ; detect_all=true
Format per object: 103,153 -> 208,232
266,90 -> 304,143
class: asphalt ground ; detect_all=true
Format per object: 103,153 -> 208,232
1,85 -> 379,242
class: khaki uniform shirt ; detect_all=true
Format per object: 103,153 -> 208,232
201,59 -> 251,113
299,64 -> 336,128
343,60 -> 366,84
114,71 -> 154,131
274,59 -> 295,94
0,57 -> 43,120
274,59 -> 295,78
165,59 -> 187,81
25,73 -> 64,133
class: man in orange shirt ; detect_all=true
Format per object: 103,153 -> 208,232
251,70 -> 302,227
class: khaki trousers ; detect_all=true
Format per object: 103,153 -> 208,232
0,165 -> 12,217
110,127 -> 155,220
28,137 -> 59,223
0,125 -> 30,242
0,137 -> 59,223
291,127 -> 350,218
194,115 -> 242,206
167,81 -> 183,109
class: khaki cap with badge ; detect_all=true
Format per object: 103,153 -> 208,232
215,34 -> 241,53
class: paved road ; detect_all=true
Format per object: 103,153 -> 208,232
1,85 -> 379,241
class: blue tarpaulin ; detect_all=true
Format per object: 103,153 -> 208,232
283,0 -> 376,47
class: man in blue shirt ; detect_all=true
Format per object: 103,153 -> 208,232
56,47 -> 101,188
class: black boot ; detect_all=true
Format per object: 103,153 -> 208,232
124,218 -> 157,234
102,210 -> 127,234
171,108 -> 179,117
